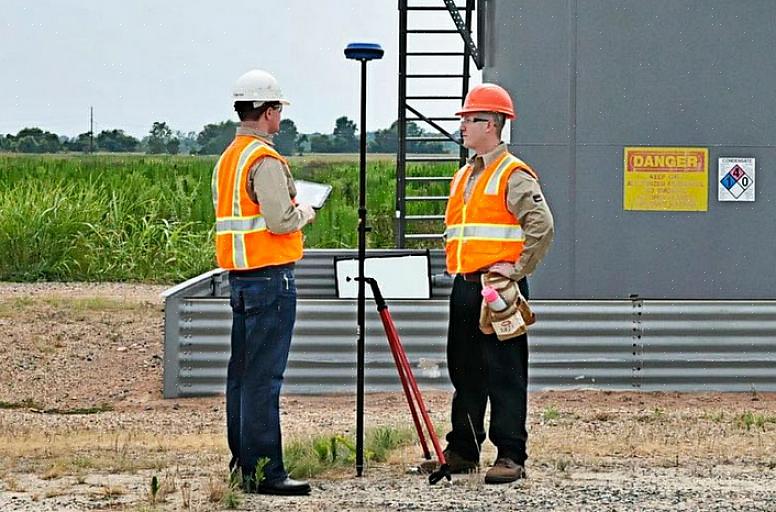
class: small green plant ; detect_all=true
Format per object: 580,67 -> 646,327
541,406 -> 561,422
222,488 -> 241,510
253,457 -> 270,486
652,407 -> 665,419
149,475 -> 160,504
312,437 -> 331,462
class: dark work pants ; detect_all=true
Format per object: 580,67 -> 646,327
445,274 -> 530,465
227,264 -> 296,485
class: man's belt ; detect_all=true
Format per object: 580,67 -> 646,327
461,272 -> 485,283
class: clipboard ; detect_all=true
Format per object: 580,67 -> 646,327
295,180 -> 333,209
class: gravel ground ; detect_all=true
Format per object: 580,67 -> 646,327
1,461 -> 774,511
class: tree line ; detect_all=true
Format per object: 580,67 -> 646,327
0,117 -> 456,156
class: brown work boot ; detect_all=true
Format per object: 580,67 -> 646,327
418,449 -> 478,474
484,457 -> 526,484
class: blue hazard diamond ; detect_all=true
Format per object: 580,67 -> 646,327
720,173 -> 737,190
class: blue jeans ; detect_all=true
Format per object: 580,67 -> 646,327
227,264 -> 296,485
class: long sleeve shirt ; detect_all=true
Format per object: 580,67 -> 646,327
463,142 -> 555,280
237,126 -> 313,234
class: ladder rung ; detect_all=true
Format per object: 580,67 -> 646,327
406,195 -> 449,201
407,29 -> 461,34
406,95 -> 464,100
407,52 -> 466,56
405,215 -> 446,221
406,116 -> 460,121
406,156 -> 461,162
406,6 -> 467,11
406,74 -> 466,78
406,176 -> 451,182
406,136 -> 453,142
405,233 -> 444,240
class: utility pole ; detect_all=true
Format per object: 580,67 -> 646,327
89,106 -> 94,153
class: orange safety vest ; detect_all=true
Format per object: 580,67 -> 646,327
444,152 -> 538,275
212,135 -> 303,270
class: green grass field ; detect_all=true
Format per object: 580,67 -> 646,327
0,154 -> 453,283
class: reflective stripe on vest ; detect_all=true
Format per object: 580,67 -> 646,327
444,223 -> 525,243
216,215 -> 267,234
484,154 -> 521,195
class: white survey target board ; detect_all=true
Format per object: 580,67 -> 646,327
335,254 -> 431,299
718,157 -> 755,202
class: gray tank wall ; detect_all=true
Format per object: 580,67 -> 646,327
482,0 -> 776,299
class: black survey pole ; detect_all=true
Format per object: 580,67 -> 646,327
344,42 -> 383,477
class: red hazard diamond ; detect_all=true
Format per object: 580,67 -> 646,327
730,165 -> 745,180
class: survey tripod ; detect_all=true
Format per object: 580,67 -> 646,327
357,276 -> 451,485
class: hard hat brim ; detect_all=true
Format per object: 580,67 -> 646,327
233,96 -> 291,106
455,107 -> 515,120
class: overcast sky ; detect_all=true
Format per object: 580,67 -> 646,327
1,0 -> 481,138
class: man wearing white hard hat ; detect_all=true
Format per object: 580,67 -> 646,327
212,69 -> 315,496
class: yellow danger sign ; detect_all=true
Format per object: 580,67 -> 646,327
623,147 -> 708,211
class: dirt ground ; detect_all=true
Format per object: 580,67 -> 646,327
0,282 -> 775,511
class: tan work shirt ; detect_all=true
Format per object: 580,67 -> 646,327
464,142 -> 555,281
237,126 -> 313,234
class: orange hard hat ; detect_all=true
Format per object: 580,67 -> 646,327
455,83 -> 516,120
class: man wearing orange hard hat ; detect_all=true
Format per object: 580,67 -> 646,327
425,83 -> 555,484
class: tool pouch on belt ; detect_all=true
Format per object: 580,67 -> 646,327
479,273 -> 536,341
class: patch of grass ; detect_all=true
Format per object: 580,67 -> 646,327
0,400 -> 112,415
704,411 -> 725,423
284,425 -> 416,479
43,297 -> 154,312
52,403 -> 114,415
0,398 -> 42,410
541,406 -> 561,423
41,462 -> 67,480
366,426 -> 414,463
43,487 -> 69,499
737,411 -> 770,431
3,476 -> 24,492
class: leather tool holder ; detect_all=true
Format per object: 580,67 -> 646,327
479,272 -> 536,341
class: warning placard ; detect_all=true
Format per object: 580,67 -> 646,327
624,147 -> 708,211
718,157 -> 755,202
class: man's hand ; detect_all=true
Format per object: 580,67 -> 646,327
488,262 -> 515,280
298,203 -> 316,224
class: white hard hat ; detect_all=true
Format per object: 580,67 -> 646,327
232,69 -> 290,106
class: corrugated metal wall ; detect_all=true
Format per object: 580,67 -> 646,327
163,251 -> 776,397
481,0 -> 776,300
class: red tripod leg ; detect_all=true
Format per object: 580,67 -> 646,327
382,310 -> 447,470
378,309 -> 431,459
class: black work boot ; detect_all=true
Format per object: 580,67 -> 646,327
418,448 -> 478,474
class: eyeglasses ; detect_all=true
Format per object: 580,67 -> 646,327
460,117 -> 490,125
271,104 -> 283,113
